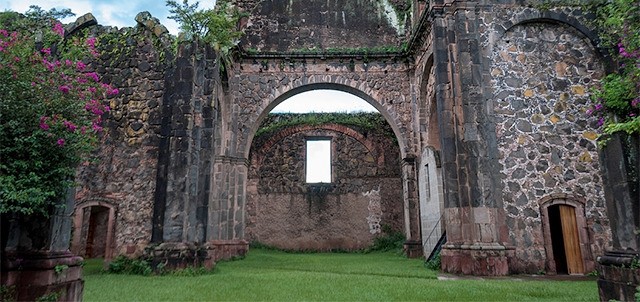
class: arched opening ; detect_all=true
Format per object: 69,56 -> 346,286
245,88 -> 406,252
83,206 -> 110,258
540,195 -> 592,275
71,201 -> 116,261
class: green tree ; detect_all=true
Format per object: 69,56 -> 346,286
0,7 -> 115,215
585,0 -> 640,135
166,0 -> 245,54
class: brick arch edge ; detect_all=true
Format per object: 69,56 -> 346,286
243,81 -> 411,159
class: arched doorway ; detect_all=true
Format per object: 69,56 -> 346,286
540,195 -> 592,274
71,200 -> 116,261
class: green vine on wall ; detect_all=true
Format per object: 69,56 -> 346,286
254,112 -> 396,142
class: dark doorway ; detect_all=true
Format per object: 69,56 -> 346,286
84,206 -> 109,258
548,204 -> 584,274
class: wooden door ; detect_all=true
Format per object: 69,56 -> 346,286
559,205 -> 584,274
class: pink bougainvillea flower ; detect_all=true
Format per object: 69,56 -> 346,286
85,72 -> 99,82
53,22 -> 65,37
86,37 -> 96,48
39,116 -> 49,130
59,85 -> 71,93
57,138 -> 65,146
63,120 -> 77,132
76,61 -> 86,71
41,47 -> 51,55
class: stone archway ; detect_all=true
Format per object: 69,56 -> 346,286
236,83 -> 422,255
71,200 -> 117,261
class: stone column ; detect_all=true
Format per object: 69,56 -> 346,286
402,156 -> 423,258
148,41 -> 217,270
431,1 -> 513,275
1,189 -> 84,301
207,156 -> 249,261
596,132 -> 640,302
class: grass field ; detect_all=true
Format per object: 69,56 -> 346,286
83,249 -> 598,301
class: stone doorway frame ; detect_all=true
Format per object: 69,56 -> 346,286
539,193 -> 594,274
71,199 -> 117,261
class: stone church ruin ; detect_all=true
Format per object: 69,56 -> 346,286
57,0 -> 626,279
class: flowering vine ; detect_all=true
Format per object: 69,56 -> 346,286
586,0 -> 640,136
0,8 -> 116,215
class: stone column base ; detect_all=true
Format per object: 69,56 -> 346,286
1,251 -> 84,301
441,244 -> 514,276
403,240 -> 423,258
146,242 -> 216,271
210,240 -> 249,261
596,251 -> 640,302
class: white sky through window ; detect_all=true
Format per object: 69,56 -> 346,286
306,140 -> 331,183
272,90 -> 377,113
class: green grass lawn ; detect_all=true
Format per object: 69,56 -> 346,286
83,249 -> 598,301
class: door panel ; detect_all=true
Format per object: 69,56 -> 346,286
559,205 -> 584,274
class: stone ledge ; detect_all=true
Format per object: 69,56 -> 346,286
443,243 -> 515,251
0,251 -> 84,301
146,242 -> 216,271
441,246 -> 514,276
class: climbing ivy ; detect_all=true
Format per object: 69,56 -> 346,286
254,112 -> 396,141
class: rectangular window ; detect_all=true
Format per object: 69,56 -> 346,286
306,139 -> 331,183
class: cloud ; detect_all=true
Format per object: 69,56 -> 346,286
0,0 -> 219,35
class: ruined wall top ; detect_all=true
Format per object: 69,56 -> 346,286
234,0 -> 413,52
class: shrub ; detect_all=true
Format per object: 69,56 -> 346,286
107,255 -> 153,276
0,6 -> 116,215
424,254 -> 441,271
366,225 -> 405,253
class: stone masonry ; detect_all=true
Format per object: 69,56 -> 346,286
246,118 -> 404,250
66,0 -> 615,277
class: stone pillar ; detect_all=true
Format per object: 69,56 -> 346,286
207,156 -> 249,260
1,189 -> 84,301
402,156 -> 423,258
432,1 -> 513,275
596,132 -> 639,302
149,41 -> 217,269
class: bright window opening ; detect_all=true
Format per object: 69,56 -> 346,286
306,140 -> 331,183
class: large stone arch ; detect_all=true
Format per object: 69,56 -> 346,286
490,9 -> 613,72
228,66 -> 422,252
242,81 -> 412,159
245,120 -> 404,250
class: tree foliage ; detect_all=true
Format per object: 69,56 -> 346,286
166,0 -> 244,54
584,0 -> 640,135
0,7 -> 115,215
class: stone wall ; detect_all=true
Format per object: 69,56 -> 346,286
74,13 -> 173,257
234,0 -> 412,52
491,17 -> 610,273
246,121 -> 404,250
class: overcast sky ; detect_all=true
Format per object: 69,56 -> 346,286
0,0 -> 378,114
